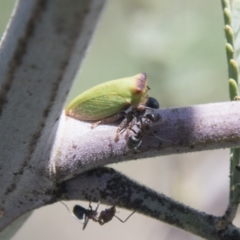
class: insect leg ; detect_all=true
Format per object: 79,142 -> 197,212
83,202 -> 100,230
91,112 -> 125,129
114,110 -> 134,141
82,217 -> 90,230
94,201 -> 100,212
114,210 -> 136,223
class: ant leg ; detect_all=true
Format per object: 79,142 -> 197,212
114,210 -> 136,223
83,218 -> 90,230
115,111 -> 134,141
91,112 -> 125,129
124,118 -> 135,140
94,201 -> 101,212
115,118 -> 128,142
91,121 -> 102,129
83,202 -> 99,230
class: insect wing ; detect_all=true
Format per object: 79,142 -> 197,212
65,73 -> 148,121
67,94 -> 130,121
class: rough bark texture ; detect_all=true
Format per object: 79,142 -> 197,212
54,101 -> 240,180
62,167 -> 240,240
0,0 -> 105,237
0,0 -> 240,240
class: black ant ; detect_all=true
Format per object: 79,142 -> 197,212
127,108 -> 161,150
61,201 -> 135,230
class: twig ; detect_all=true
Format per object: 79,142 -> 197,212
62,167 -> 240,240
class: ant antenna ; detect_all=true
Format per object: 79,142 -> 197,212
60,201 -> 71,214
60,201 -> 80,220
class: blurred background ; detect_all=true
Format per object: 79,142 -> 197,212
0,0 -> 237,239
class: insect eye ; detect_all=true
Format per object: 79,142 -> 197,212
144,113 -> 154,122
145,97 -> 159,109
144,112 -> 160,122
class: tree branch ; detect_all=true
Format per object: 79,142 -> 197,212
1,1 -> 240,239
62,167 -> 240,240
54,101 -> 240,181
0,0 -> 105,236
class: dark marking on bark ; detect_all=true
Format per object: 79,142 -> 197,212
0,0 -> 47,117
4,0 -> 96,200
3,0 -> 48,196
5,183 -> 16,195
24,0 -> 94,190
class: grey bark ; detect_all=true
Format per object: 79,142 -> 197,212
0,0 -> 105,238
0,0 -> 239,240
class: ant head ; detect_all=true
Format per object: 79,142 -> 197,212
143,112 -> 160,122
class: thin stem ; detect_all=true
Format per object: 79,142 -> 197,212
221,0 -> 240,222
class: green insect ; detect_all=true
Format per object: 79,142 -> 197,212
66,73 -> 149,133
